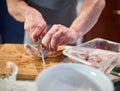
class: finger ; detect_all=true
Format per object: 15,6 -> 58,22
36,21 -> 47,39
41,24 -> 60,49
31,28 -> 39,42
24,17 -> 33,33
50,29 -> 63,51
31,23 -> 47,42
39,26 -> 47,39
24,17 -> 35,42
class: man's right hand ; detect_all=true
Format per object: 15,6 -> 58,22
24,9 -> 47,42
6,0 -> 47,42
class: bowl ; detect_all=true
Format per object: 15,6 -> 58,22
36,63 -> 114,91
0,61 -> 18,91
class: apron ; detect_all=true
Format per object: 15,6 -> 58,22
25,0 -> 77,26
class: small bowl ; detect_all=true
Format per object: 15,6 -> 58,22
0,61 -> 18,91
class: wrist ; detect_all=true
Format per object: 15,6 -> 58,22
24,7 -> 42,21
70,27 -> 83,40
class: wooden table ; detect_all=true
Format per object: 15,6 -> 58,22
0,44 -> 65,80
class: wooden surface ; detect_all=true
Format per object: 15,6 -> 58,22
0,44 -> 65,80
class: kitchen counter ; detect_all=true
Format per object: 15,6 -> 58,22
13,80 -> 36,91
0,44 -> 119,91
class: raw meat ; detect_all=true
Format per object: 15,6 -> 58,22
69,49 -> 116,65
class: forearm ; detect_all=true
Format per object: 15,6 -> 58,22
70,0 -> 105,39
6,0 -> 41,22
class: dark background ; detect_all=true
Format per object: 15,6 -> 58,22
83,0 -> 120,43
0,0 -> 24,43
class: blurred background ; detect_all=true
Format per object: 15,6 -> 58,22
83,0 -> 120,43
0,0 -> 120,44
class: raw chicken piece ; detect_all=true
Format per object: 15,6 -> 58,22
88,53 -> 115,64
88,55 -> 103,64
68,48 -> 117,72
69,48 -> 116,66
24,43 -> 49,64
24,43 -> 41,57
70,50 -> 89,60
107,54 -> 115,59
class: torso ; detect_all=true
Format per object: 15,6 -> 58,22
25,0 -> 77,26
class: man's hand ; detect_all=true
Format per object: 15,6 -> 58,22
6,0 -> 47,42
24,9 -> 47,42
41,24 -> 78,51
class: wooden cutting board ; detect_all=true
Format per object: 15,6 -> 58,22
0,44 -> 65,80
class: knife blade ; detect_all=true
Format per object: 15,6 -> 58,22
39,44 -> 49,64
